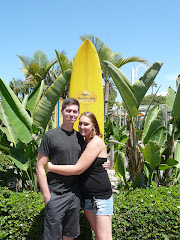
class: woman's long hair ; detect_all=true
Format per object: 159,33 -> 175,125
80,112 -> 103,138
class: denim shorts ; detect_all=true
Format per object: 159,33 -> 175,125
83,195 -> 113,215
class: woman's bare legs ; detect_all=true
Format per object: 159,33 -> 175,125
84,210 -> 112,240
84,210 -> 96,233
95,215 -> 112,240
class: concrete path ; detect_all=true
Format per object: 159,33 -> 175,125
107,169 -> 119,193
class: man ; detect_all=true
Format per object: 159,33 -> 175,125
36,98 -> 84,240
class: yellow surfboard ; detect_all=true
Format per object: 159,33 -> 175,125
69,39 -> 104,137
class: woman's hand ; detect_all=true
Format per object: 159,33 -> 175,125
46,162 -> 53,172
102,159 -> 111,169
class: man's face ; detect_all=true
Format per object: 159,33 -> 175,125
61,104 -> 79,124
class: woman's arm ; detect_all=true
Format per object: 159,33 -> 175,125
47,137 -> 105,175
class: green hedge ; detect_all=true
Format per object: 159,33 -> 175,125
113,185 -> 180,239
0,186 -> 180,239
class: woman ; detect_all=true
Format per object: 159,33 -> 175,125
47,112 -> 113,240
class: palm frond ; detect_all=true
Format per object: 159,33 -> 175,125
32,50 -> 48,67
17,55 -> 31,72
55,50 -> 73,74
116,56 -> 149,68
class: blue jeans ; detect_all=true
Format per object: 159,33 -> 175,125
83,195 -> 113,215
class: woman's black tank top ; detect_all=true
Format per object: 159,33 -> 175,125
79,157 -> 112,199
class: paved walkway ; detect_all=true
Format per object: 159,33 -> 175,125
107,169 -> 119,193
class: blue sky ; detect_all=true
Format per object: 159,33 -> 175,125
1,0 -> 180,102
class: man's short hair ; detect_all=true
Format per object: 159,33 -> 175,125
62,98 -> 80,110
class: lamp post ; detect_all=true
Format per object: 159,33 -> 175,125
131,64 -> 147,85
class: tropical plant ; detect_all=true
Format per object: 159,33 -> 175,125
0,70 -> 71,190
17,50 -> 57,89
9,78 -> 30,99
163,75 -> 180,185
54,50 -> 73,98
104,115 -> 127,152
104,60 -> 163,187
80,34 -> 148,115
104,115 -> 128,185
141,106 -> 172,186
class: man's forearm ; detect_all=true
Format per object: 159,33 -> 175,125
36,166 -> 51,205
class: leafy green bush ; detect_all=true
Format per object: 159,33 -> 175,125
0,188 -> 92,240
0,153 -> 19,189
113,185 -> 180,239
0,186 -> 180,239
0,189 -> 44,239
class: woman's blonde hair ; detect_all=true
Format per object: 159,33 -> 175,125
80,112 -> 103,138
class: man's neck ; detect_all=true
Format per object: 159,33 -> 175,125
61,123 -> 74,132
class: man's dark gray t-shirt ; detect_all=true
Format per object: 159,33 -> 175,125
38,127 -> 84,195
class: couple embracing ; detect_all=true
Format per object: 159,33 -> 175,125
36,97 -> 113,240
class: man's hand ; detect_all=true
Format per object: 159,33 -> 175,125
46,162 -> 53,172
44,193 -> 51,206
102,159 -> 111,169
36,153 -> 51,206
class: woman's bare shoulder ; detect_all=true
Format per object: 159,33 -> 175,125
90,135 -> 105,147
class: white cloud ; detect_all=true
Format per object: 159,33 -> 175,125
157,91 -> 167,96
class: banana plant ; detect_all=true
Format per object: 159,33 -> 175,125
104,115 -> 128,185
144,140 -> 161,186
164,75 -> 180,184
0,69 -> 71,190
142,106 -> 167,146
173,141 -> 180,184
104,61 -> 163,187
104,115 -> 127,152
141,106 -> 167,186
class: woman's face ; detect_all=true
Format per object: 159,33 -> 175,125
78,115 -> 94,138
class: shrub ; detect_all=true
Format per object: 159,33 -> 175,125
0,188 -> 92,240
0,153 -> 19,189
113,185 -> 180,239
0,186 -> 180,239
0,189 -> 44,239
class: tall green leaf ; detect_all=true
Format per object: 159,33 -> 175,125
26,80 -> 44,114
132,62 -> 163,108
9,147 -> 29,171
174,140 -> 180,168
172,83 -> 180,117
114,151 -> 126,182
144,141 -> 161,169
0,78 -> 32,143
142,106 -> 158,141
149,127 -> 167,147
166,87 -> 176,111
0,103 -> 18,145
142,107 -> 166,144
103,61 -> 138,118
22,94 -> 29,108
33,69 -> 71,129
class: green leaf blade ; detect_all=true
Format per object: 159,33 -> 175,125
103,61 -> 138,118
0,78 -> 33,143
33,69 -> 71,129
144,141 -> 161,169
26,81 -> 44,114
132,61 -> 163,108
0,103 -> 18,145
172,83 -> 180,117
